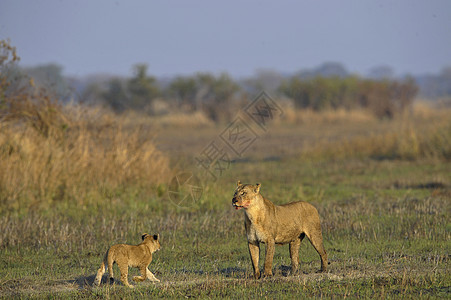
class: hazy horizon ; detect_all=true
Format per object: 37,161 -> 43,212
1,0 -> 450,78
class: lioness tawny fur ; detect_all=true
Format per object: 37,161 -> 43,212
232,181 -> 327,278
94,233 -> 160,288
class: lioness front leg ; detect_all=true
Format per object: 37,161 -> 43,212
263,239 -> 275,277
248,242 -> 260,279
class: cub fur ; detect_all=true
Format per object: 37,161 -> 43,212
94,233 -> 161,288
232,181 -> 327,278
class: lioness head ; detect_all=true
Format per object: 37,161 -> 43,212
232,180 -> 261,210
141,233 -> 161,252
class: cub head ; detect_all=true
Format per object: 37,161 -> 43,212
232,180 -> 261,210
141,233 -> 161,252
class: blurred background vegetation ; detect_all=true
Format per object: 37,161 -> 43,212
1,39 -> 450,214
3,39 -> 451,123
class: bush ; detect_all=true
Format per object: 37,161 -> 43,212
279,76 -> 418,118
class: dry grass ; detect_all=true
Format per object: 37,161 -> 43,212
280,106 -> 376,125
150,111 -> 214,128
151,102 -> 451,165
299,116 -> 451,161
0,91 -> 170,213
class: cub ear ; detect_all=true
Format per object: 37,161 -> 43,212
142,233 -> 149,240
255,183 -> 261,193
237,180 -> 242,187
153,234 -> 159,240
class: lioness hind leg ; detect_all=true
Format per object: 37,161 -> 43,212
307,232 -> 328,272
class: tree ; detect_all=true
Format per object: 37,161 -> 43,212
297,62 -> 349,79
21,64 -> 74,102
127,64 -> 160,111
279,75 -> 418,118
102,78 -> 128,112
101,64 -> 160,113
167,76 -> 198,111
0,39 -> 20,111
242,69 -> 284,96
195,73 -> 240,122
390,77 -> 418,113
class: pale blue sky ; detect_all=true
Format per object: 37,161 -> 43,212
1,0 -> 450,78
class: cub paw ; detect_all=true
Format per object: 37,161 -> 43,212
132,276 -> 145,282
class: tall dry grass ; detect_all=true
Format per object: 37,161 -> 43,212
298,105 -> 451,161
0,88 -> 170,213
281,106 -> 377,125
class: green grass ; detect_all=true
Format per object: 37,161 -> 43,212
1,157 -> 450,298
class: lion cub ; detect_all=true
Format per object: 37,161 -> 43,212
94,233 -> 161,288
232,181 -> 327,278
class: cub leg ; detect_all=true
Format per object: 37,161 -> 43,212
107,254 -> 115,284
94,260 -> 106,286
289,239 -> 301,274
118,263 -> 133,288
132,265 -> 148,282
263,239 -> 275,277
146,268 -> 160,282
248,242 -> 260,279
307,231 -> 328,272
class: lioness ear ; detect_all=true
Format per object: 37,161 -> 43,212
153,234 -> 159,240
255,183 -> 261,193
237,180 -> 242,187
142,233 -> 149,241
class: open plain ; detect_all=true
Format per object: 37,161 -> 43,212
0,103 -> 450,299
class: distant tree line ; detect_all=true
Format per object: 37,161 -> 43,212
278,76 -> 418,118
6,40 -> 448,122
415,67 -> 451,99
82,63 -> 418,120
10,63 -> 421,121
83,66 -> 242,122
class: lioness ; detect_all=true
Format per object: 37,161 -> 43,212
232,181 -> 327,278
94,233 -> 161,288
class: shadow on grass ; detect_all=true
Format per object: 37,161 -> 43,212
63,274 -> 127,290
64,265 -> 314,291
217,267 -> 248,278
276,265 -> 293,277
171,267 -> 249,278
218,265 -> 311,279
392,181 -> 448,190
62,274 -> 95,289
217,264 -> 315,279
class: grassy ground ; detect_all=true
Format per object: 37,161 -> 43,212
1,107 -> 450,298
